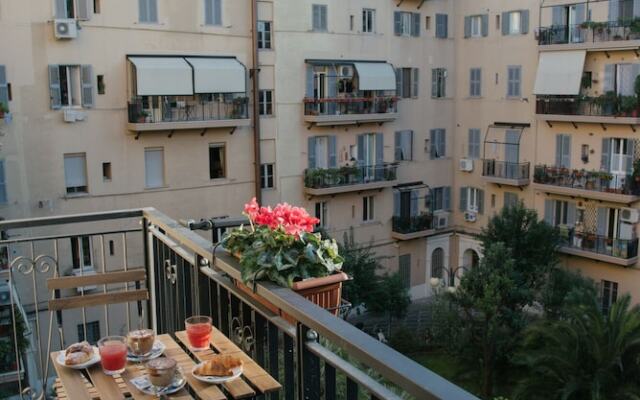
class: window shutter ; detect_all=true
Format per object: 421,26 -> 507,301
442,14 -> 448,38
443,187 -> 451,210
213,0 -> 222,25
555,134 -> 563,167
328,136 -> 337,168
562,134 -> 571,168
54,0 -> 67,18
394,12 -> 402,36
148,0 -> 158,23
520,10 -> 529,34
502,12 -> 510,35
306,65 -> 314,98
410,190 -> 419,217
48,65 -> 62,110
139,0 -> 148,22
320,5 -> 327,30
477,189 -> 485,214
459,187 -> 467,211
430,129 -> 436,159
635,0 -> 640,18
431,69 -> 437,98
0,66 -> 8,110
439,129 -> 446,158
394,131 -> 402,161
544,199 -> 554,225
609,0 -> 620,22
411,13 -> 420,37
625,140 -> 635,174
308,137 -> 317,169
407,130 -> 414,160
395,68 -> 403,97
357,134 -> 365,165
64,155 -> 87,188
602,138 -> 611,171
435,14 -> 447,38
205,0 -> 214,25
481,14 -> 488,37
393,191 -> 401,216
597,207 -> 608,236
375,133 -> 384,165
567,202 -> 576,227
144,149 -> 164,188
412,68 -> 419,97
81,65 -> 94,108
604,65 -> 615,93
464,16 -> 471,38
77,0 -> 91,20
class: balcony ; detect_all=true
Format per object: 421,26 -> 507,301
303,96 -> 399,126
127,95 -> 250,133
559,230 -> 639,266
391,215 -> 436,240
303,163 -> 398,196
538,21 -> 640,50
536,96 -> 640,124
533,165 -> 640,204
482,160 -> 530,187
0,209 -> 477,399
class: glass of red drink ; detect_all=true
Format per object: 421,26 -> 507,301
185,316 -> 212,351
98,336 -> 128,375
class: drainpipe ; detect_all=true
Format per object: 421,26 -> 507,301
250,0 -> 262,203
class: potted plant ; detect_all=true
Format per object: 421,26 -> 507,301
0,103 -> 7,119
620,95 -> 638,117
137,110 -> 149,123
222,198 -> 348,320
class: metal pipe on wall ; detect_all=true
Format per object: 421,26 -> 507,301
250,0 -> 262,203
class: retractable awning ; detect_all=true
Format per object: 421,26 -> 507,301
533,51 -> 586,95
185,57 -> 246,94
128,57 -> 194,96
353,62 -> 396,91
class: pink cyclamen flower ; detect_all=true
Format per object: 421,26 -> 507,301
243,198 -> 319,235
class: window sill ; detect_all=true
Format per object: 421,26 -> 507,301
64,193 -> 90,199
359,220 -> 381,227
144,185 -> 169,191
467,96 -> 483,100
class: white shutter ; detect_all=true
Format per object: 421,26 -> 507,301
81,65 -> 94,108
54,0 -> 67,18
77,0 -> 91,20
144,148 -> 164,188
64,155 -> 87,188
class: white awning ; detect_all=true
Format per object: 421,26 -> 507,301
353,62 -> 396,91
185,57 -> 246,94
533,51 -> 586,95
129,57 -> 193,96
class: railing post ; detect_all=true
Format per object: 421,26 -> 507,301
297,324 -> 321,400
142,216 -> 157,334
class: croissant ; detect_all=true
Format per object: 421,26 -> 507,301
65,341 -> 93,365
195,354 -> 243,377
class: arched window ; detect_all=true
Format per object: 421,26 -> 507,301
431,248 -> 444,278
463,249 -> 480,269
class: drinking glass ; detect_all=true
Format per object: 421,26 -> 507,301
98,336 -> 127,375
185,316 -> 212,351
146,357 -> 178,394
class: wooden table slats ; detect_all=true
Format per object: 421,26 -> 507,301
50,352 -> 97,400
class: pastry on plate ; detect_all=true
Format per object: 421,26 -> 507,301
194,354 -> 242,377
64,341 -> 93,365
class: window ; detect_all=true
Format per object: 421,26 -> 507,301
109,240 -> 114,256
435,14 -> 448,38
601,280 -> 618,314
362,195 -> 374,222
93,0 -> 100,14
430,129 -> 446,159
469,68 -> 481,97
555,134 -> 571,168
425,16 -> 431,30
71,236 -> 93,269
502,10 -> 529,35
431,187 -> 451,211
431,68 -> 446,98
260,163 -> 274,189
0,160 -> 6,204
0,65 -> 8,111
468,129 -> 481,159
395,130 -> 413,161
396,68 -> 419,98
312,4 -> 327,31
509,11 -> 521,34
49,65 -> 94,109
144,147 -> 164,188
362,9 -> 375,33
465,14 -> 487,38
460,187 -> 484,214
470,15 -> 482,37
204,0 -> 222,26
208,144 -> 226,179
259,90 -> 273,116
102,162 -> 111,181
394,11 -> 419,37
507,66 -> 522,98
97,75 -> 105,95
64,153 -> 88,194
399,254 -> 411,288
257,21 -> 272,49
77,321 -> 100,344
138,0 -> 158,23
504,192 -> 518,208
315,201 -> 328,228
308,136 -> 337,169
431,248 -> 444,279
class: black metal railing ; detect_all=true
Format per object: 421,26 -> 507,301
535,96 -> 640,118
560,229 -> 639,260
392,214 -> 434,234
0,208 -> 479,400
482,159 -> 530,181
304,163 -> 398,189
303,96 -> 398,117
538,21 -> 640,46
533,165 -> 640,196
128,94 -> 249,124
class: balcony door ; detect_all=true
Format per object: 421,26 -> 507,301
314,136 -> 329,169
598,207 -> 633,241
399,191 -> 412,219
504,130 -> 520,179
567,4 -> 585,43
357,133 -> 383,181
608,138 -> 634,188
313,69 -> 327,114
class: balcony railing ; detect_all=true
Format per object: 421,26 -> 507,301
303,96 -> 398,117
0,208 -> 477,400
535,96 -> 640,118
127,94 -> 249,124
560,229 -> 639,260
538,21 -> 640,46
304,163 -> 398,189
482,160 -> 530,181
392,214 -> 434,235
533,165 -> 640,197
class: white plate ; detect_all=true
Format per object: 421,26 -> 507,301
191,364 -> 243,384
127,340 -> 166,362
55,347 -> 101,370
130,370 -> 186,395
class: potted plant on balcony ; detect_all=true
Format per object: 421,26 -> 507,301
222,198 -> 349,320
0,103 -> 8,119
620,95 -> 638,117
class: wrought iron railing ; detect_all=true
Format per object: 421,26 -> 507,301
535,96 -> 640,118
392,214 -> 434,234
533,165 -> 640,196
482,160 -> 530,181
560,229 -> 639,260
538,21 -> 640,46
0,208 -> 478,400
304,163 -> 398,189
303,96 -> 398,116
128,94 -> 249,124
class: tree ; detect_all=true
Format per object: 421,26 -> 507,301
514,294 -> 640,400
538,267 -> 598,319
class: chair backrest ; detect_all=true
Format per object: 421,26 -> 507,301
47,269 -> 148,311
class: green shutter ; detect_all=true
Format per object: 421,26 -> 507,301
459,187 -> 467,211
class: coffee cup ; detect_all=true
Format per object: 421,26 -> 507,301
146,357 -> 177,388
127,329 -> 155,356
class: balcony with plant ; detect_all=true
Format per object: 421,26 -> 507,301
538,19 -> 640,46
303,163 -> 398,195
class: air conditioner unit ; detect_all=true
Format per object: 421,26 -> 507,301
63,109 -> 86,123
459,158 -> 474,172
72,267 -> 97,293
621,208 -> 640,224
340,66 -> 354,78
54,19 -> 78,39
464,211 -> 477,223
433,211 -> 449,229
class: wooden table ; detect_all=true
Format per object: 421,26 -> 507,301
51,329 -> 281,400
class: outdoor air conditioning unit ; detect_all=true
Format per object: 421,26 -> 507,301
63,109 -> 86,123
54,19 -> 78,39
621,208 -> 640,224
464,211 -> 477,223
433,211 -> 449,229
459,158 -> 474,172
340,66 -> 354,78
